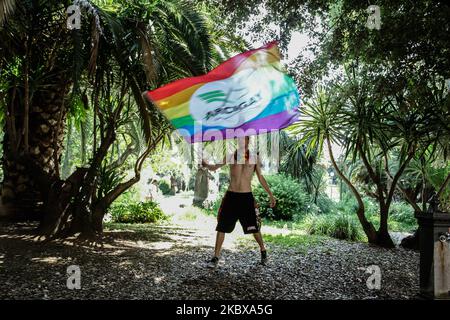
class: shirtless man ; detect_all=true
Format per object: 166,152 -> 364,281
202,136 -> 276,268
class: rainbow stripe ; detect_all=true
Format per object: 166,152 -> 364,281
145,41 -> 300,143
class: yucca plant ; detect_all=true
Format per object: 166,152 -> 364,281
289,83 -> 381,245
289,63 -> 449,247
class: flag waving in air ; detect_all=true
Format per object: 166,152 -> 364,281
144,41 -> 300,143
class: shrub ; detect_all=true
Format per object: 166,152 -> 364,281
335,193 -> 417,232
293,194 -> 336,219
262,233 -> 325,250
315,194 -> 336,214
158,180 -> 174,195
388,202 -> 417,231
302,213 -> 364,241
218,172 -> 230,191
110,201 -> 167,223
208,190 -> 226,215
253,174 -> 309,220
301,203 -> 322,218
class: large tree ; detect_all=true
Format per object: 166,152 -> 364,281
209,0 -> 450,89
0,0 -> 215,238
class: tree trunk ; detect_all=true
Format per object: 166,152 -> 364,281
325,137 -> 378,243
170,175 -> 177,194
375,229 -> 395,248
92,206 -> 105,233
62,117 -> 73,179
38,167 -> 88,237
313,184 -> 319,204
90,141 -> 157,233
437,172 -> 450,200
1,81 -> 68,219
377,204 -> 395,248
80,119 -> 87,164
68,124 -> 117,238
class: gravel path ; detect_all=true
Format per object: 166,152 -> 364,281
0,220 -> 419,300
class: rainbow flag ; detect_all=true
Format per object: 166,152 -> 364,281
145,41 -> 300,143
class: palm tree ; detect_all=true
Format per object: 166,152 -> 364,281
0,0 -> 215,237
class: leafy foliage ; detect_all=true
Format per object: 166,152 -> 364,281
97,164 -> 126,199
253,174 -> 309,220
110,200 -> 167,223
278,131 -> 329,205
387,202 -> 417,232
215,0 -> 450,93
336,193 -> 417,232
158,180 -> 174,196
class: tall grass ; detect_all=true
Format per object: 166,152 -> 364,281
301,213 -> 364,241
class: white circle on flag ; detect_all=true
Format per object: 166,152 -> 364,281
189,68 -> 272,127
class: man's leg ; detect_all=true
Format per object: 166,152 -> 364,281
207,232 -> 225,268
253,232 -> 266,251
253,232 -> 268,265
214,231 -> 225,257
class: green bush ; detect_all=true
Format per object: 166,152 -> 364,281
110,201 -> 167,223
207,190 -> 226,215
388,202 -> 415,224
209,174 -> 333,221
253,174 -> 309,220
158,180 -> 174,195
218,172 -> 230,191
302,213 -> 364,241
315,194 -> 336,214
335,193 -> 364,215
302,203 -> 322,217
335,193 -> 417,232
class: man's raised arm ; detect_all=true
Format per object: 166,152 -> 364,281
202,156 -> 227,171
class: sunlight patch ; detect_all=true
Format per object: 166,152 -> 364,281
148,242 -> 173,250
30,256 -> 62,264
153,276 -> 165,284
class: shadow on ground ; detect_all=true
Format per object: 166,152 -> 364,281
0,221 -> 420,300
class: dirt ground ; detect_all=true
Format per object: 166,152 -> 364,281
0,213 -> 419,300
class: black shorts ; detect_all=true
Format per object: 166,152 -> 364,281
216,191 -> 261,234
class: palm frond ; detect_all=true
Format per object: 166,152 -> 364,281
0,0 -> 16,26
